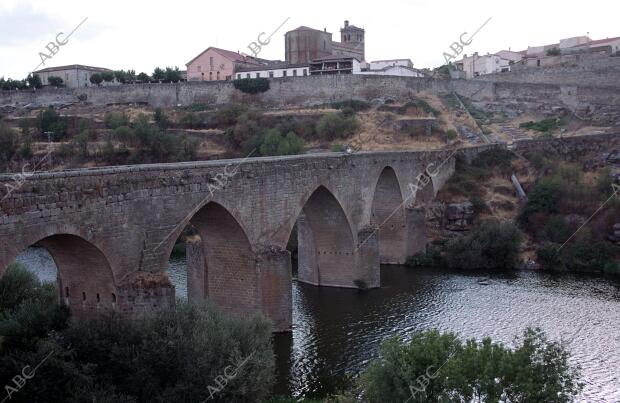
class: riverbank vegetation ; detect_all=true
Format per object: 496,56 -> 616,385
0,263 -> 274,403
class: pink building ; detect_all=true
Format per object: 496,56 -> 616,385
185,47 -> 263,81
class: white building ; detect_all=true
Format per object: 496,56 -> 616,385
235,63 -> 309,79
33,64 -> 113,88
455,53 -> 512,78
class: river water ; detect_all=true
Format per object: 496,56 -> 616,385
16,247 -> 620,402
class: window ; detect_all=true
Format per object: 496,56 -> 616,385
96,293 -> 100,303
217,71 -> 220,80
111,293 -> 117,303
303,69 -> 307,76
537,59 -> 541,67
283,70 -> 287,77
256,73 -> 260,78
269,71 -> 274,78
65,287 -> 69,297
293,69 -> 297,76
82,292 -> 86,301
237,74 -> 241,79
198,65 -> 202,72
210,57 -> 214,68
209,71 -> 213,80
246,73 -> 250,78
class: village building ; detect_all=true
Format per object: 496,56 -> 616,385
185,47 -> 270,81
235,63 -> 309,79
285,20 -> 365,65
33,64 -> 113,88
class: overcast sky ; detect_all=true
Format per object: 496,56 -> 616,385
1,0 -> 619,79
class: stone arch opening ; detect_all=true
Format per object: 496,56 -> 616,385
371,167 -> 407,264
295,186 -> 356,287
185,202 -> 259,317
5,234 -> 117,318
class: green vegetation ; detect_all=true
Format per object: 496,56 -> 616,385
256,129 -> 304,156
89,73 -> 103,85
408,221 -> 522,270
152,66 -> 183,83
316,112 -> 359,140
520,118 -> 559,133
519,162 -> 620,274
47,76 -> 63,87
233,78 -> 270,94
444,221 -> 523,270
39,107 -> 68,140
546,47 -> 561,56
443,148 -> 514,196
357,328 -> 582,403
104,111 -> 130,129
0,121 -> 18,167
101,71 -> 115,83
329,99 -> 371,112
445,128 -> 457,140
0,263 -> 275,402
399,99 -> 441,117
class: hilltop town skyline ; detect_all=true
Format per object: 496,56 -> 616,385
1,0 -> 619,79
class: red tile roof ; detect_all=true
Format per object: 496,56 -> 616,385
186,47 -> 263,67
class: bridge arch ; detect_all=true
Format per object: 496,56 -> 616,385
2,232 -> 117,318
371,166 -> 407,264
180,201 -> 259,317
294,185 -> 358,287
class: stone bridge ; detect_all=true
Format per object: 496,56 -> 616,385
0,146 -> 493,331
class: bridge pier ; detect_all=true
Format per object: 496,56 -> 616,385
405,206 -> 428,258
257,248 -> 292,332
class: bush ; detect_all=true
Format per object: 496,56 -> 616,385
358,328 -> 582,403
518,177 -> 563,225
39,107 -> 68,140
89,73 -> 103,85
212,104 -> 247,127
113,125 -> 137,146
520,118 -> 559,133
444,221 -> 523,270
47,76 -> 64,86
104,111 -> 130,129
0,121 -> 18,164
154,107 -> 170,130
330,100 -> 371,112
316,112 -> 359,140
406,244 -> 444,267
233,78 -> 270,94
256,129 -> 304,156
446,129 -> 457,140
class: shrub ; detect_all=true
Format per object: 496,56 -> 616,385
519,118 -> 559,133
113,125 -> 137,146
228,110 -> 263,146
546,47 -> 561,56
89,73 -> 103,85
331,143 -> 346,152
212,104 -> 247,127
445,221 -> 523,270
233,78 -> 270,94
399,99 -> 441,117
101,71 -> 115,82
518,176 -> 563,224
47,76 -> 64,86
358,328 -> 582,403
257,129 -> 304,156
0,121 -> 18,164
39,107 -> 68,140
316,112 -> 359,140
406,244 -> 444,267
154,107 -> 170,130
104,111 -> 129,129
330,99 -> 370,112
446,129 -> 457,140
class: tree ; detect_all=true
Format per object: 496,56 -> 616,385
136,72 -> 151,82
113,70 -> 127,83
546,47 -> 561,56
152,67 -> 165,81
47,76 -> 64,87
233,78 -> 270,94
164,66 -> 182,82
89,73 -> 103,86
101,71 -> 115,82
358,328 -> 583,403
444,221 -> 523,270
26,74 -> 43,89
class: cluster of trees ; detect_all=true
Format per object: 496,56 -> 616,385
0,263 -> 275,403
104,109 -> 199,164
88,67 -> 182,86
518,158 -> 620,274
233,78 -> 270,94
356,328 -> 583,402
0,74 -> 42,90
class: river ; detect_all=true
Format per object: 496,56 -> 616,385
15,247 -> 620,402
